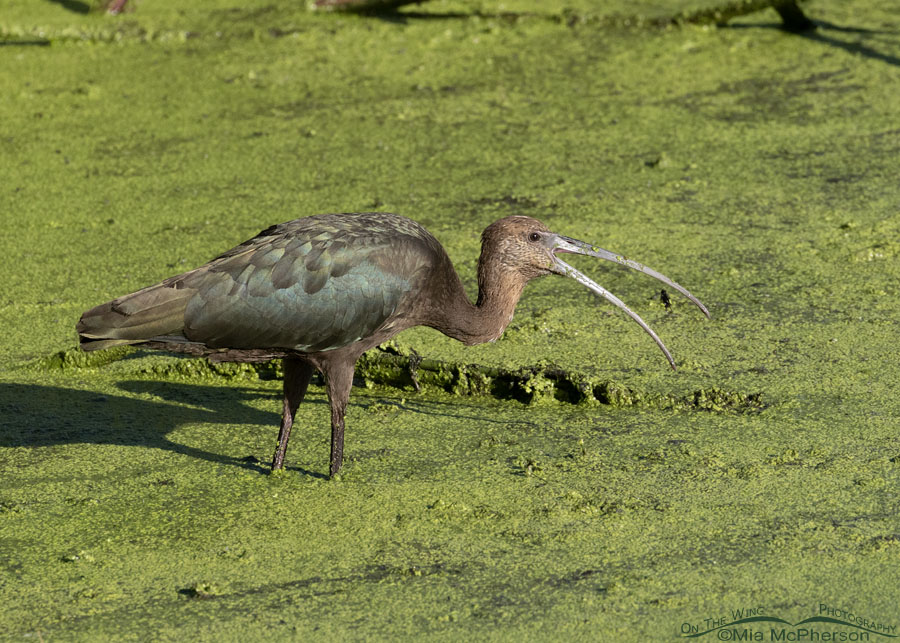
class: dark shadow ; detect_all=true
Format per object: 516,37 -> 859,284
725,19 -> 900,68
371,10 -> 411,25
800,28 -> 900,68
369,9 -> 539,25
44,0 -> 91,14
810,19 -> 898,36
0,381 -> 327,478
0,376 -> 548,479
372,8 -> 900,68
0,40 -> 52,47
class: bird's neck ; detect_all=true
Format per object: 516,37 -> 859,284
437,263 -> 527,346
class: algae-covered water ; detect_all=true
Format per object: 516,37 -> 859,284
2,0 -> 900,639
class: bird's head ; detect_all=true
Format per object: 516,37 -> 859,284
480,215 -> 558,280
480,215 -> 710,369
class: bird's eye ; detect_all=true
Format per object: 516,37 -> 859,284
528,232 -> 541,242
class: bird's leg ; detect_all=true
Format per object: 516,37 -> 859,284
271,358 -> 314,471
324,362 -> 355,477
407,347 -> 422,393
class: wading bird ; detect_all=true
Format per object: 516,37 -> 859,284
77,213 -> 709,476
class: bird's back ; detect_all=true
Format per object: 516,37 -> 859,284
77,213 -> 447,353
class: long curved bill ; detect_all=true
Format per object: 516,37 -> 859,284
552,234 -> 710,370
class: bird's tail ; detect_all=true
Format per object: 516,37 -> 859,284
77,281 -> 194,351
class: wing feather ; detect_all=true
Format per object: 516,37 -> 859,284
78,213 -> 445,354
180,213 -> 439,351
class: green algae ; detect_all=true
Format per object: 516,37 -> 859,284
3,0 -> 900,639
37,345 -> 765,411
39,345 -> 135,370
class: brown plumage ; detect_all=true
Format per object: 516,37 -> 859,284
77,212 -> 709,476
